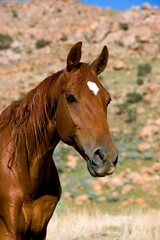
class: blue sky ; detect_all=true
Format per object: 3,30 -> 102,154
80,0 -> 160,10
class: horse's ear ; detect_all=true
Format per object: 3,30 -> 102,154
67,42 -> 82,72
91,46 -> 109,75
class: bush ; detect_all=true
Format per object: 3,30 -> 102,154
116,40 -> 124,47
35,39 -> 49,49
106,194 -> 120,203
137,63 -> 152,76
119,23 -> 129,31
0,33 -> 13,50
61,34 -> 68,42
26,48 -> 33,55
99,75 -> 105,82
126,92 -> 142,104
12,9 -> 18,18
136,78 -> 144,85
126,108 -> 137,123
13,47 -> 21,54
115,102 -> 128,115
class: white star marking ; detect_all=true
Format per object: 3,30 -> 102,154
87,81 -> 99,95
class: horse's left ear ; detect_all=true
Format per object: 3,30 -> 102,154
67,42 -> 82,72
91,46 -> 109,75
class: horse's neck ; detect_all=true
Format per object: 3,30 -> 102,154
26,118 -> 59,158
27,118 -> 59,174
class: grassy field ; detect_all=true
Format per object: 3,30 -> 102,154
47,208 -> 160,240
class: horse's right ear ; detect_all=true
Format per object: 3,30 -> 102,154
67,42 -> 82,72
91,45 -> 109,75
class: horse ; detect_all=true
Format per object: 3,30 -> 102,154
0,42 -> 118,239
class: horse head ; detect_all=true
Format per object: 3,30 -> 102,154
55,42 -> 118,177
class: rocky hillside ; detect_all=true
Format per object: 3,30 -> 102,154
0,0 -> 160,208
0,0 -> 160,106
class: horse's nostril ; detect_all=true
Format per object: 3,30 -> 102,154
95,149 -> 105,161
92,148 -> 106,167
113,156 -> 118,166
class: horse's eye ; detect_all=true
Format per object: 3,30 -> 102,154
66,94 -> 77,103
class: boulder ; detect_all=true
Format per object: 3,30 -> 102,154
121,184 -> 133,194
113,60 -> 125,70
139,124 -> 160,139
75,194 -> 89,204
135,198 -> 146,205
142,3 -> 151,10
137,143 -> 151,152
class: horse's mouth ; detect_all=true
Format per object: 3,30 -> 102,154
86,158 -> 114,178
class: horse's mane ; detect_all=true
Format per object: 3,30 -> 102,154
0,71 -> 62,167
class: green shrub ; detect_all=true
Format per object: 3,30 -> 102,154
99,75 -> 105,82
115,102 -> 128,115
70,190 -> 78,198
12,9 -> 18,18
119,23 -> 129,31
126,92 -> 142,104
0,33 -> 13,50
61,34 -> 68,42
106,194 -> 120,203
136,78 -> 144,85
126,108 -> 137,123
116,40 -> 124,47
12,47 -> 21,54
137,63 -> 152,76
88,193 -> 98,201
26,48 -> 33,55
35,39 -> 49,49
143,150 -> 154,161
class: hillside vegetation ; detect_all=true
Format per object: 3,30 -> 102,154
0,0 -> 160,238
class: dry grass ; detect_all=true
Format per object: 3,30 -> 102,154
46,210 -> 160,240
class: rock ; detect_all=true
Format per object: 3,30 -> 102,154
152,162 -> 160,172
126,171 -> 141,183
104,30 -> 123,44
75,194 -> 89,205
155,119 -> 160,126
135,198 -> 146,206
137,143 -> 151,152
113,60 -> 125,70
121,34 -> 136,47
146,15 -> 160,34
66,155 -> 78,169
141,183 -> 158,196
142,3 -> 151,10
139,124 -> 160,139
121,199 -> 133,207
107,192 -> 120,202
136,26 -> 153,43
63,192 -> 73,201
93,182 -> 103,194
92,18 -> 112,43
108,176 -> 124,188
143,43 -> 159,58
6,49 -> 21,62
121,184 -> 133,194
137,107 -> 145,114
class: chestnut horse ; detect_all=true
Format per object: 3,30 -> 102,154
0,42 -> 118,239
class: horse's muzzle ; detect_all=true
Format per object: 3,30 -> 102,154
85,148 -> 118,177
